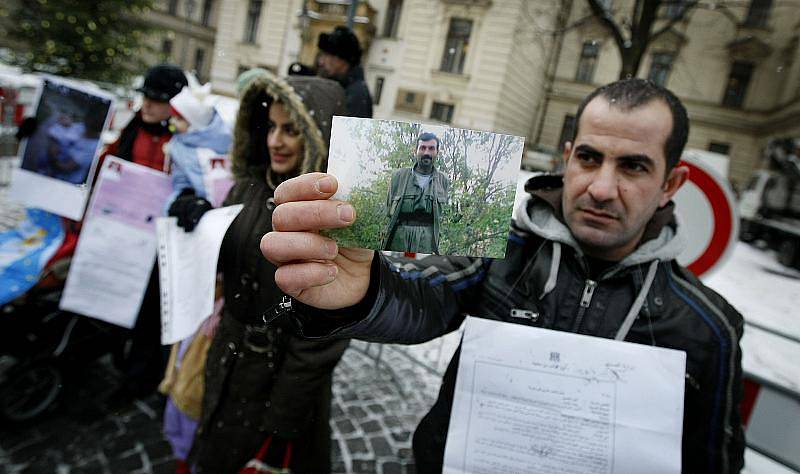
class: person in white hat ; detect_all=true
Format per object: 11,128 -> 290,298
164,85 -> 233,226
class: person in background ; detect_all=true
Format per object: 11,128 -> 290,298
316,26 -> 373,118
103,64 -> 188,171
163,84 -> 232,229
173,70 -> 349,473
105,63 -> 188,406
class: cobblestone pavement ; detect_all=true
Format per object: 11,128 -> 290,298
0,334 -> 462,474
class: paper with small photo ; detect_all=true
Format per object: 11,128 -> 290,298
59,156 -> 172,328
10,75 -> 114,220
443,316 -> 686,474
325,117 -> 524,259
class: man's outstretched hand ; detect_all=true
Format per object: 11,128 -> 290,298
261,173 -> 374,310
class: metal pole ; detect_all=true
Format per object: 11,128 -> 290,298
346,0 -> 358,29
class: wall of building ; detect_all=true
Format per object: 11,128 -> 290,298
145,0 -> 219,82
535,0 -> 800,184
210,0 -> 300,96
363,0 -> 558,141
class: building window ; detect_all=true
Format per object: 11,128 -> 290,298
648,52 -> 674,87
664,0 -> 687,19
430,102 -> 455,123
382,0 -> 403,37
708,142 -> 731,155
558,115 -> 576,151
722,61 -> 754,108
161,39 -> 173,60
394,88 -> 425,114
744,0 -> 772,27
439,18 -> 472,75
575,41 -> 599,84
374,77 -> 385,105
168,0 -> 179,15
243,0 -> 263,44
201,0 -> 214,26
194,48 -> 206,80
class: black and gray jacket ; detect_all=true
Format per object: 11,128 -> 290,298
336,65 -> 373,118
293,175 -> 745,473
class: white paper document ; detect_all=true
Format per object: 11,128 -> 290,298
157,205 -> 242,344
444,317 -> 686,474
60,157 -> 172,328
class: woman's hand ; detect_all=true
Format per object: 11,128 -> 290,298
261,173 -> 374,310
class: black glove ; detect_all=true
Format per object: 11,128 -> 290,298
15,117 -> 39,141
168,190 -> 212,232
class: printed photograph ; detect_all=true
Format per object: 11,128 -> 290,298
20,77 -> 113,185
326,117 -> 524,258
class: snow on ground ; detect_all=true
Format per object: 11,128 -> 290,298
704,242 -> 800,341
744,448 -> 800,474
704,242 -> 800,394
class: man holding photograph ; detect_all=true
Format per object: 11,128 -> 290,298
382,132 -> 451,254
261,79 -> 744,472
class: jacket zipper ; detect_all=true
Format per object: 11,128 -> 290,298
258,296 -> 293,326
572,279 -> 597,332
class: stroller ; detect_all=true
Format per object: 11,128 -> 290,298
0,214 -> 124,423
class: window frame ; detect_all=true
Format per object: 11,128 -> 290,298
647,51 -> 675,87
201,0 -> 214,26
722,61 -> 754,108
430,102 -> 455,123
439,17 -> 473,75
743,0 -> 773,27
575,41 -> 600,84
243,0 -> 264,44
382,0 -> 403,38
558,114 -> 576,152
374,77 -> 385,106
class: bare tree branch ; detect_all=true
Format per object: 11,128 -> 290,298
586,0 -> 627,50
651,0 -> 698,40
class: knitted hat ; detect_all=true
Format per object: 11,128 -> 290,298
169,85 -> 214,129
137,64 -> 188,102
317,26 -> 362,66
235,67 -> 271,98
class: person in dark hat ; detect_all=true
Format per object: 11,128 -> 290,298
316,26 -> 373,118
102,63 -> 188,171
102,64 -> 187,407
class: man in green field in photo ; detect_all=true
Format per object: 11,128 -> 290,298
382,132 -> 451,254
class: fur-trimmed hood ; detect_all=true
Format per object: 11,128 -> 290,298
231,70 -> 346,187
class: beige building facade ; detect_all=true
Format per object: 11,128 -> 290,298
209,0 -> 377,96
363,0 -> 559,140
145,0 -> 220,82
204,0 -> 798,183
536,0 -> 800,185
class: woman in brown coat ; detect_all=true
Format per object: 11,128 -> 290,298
187,71 -> 349,473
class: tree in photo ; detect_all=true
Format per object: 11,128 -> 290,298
437,129 -> 521,257
1,0 -> 157,84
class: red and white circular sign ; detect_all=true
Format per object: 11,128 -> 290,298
673,154 -> 739,278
